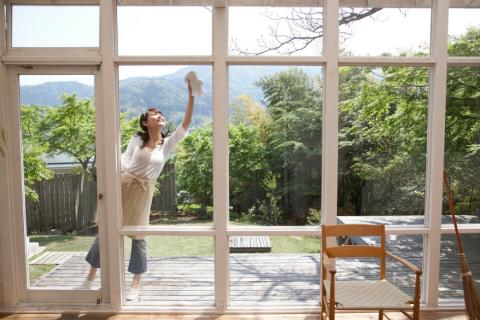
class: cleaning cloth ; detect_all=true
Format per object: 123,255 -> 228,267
185,71 -> 204,97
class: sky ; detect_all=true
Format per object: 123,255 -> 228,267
13,6 -> 480,86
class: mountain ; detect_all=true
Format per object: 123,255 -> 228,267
20,65 -> 322,126
20,81 -> 94,105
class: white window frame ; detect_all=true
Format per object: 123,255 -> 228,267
0,0 -> 479,313
2,65 -> 109,307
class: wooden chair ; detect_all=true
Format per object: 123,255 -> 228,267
321,224 -> 422,320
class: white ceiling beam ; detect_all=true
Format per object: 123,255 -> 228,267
116,0 -> 211,5
8,0 -> 99,4
6,0 -> 480,7
213,0 -> 226,7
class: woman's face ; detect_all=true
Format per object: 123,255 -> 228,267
144,111 -> 165,128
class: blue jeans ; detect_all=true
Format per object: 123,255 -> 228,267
85,235 -> 147,274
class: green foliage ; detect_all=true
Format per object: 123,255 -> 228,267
306,208 -> 321,225
444,30 -> 480,214
257,172 -> 282,225
339,65 -> 429,215
229,123 -> 268,214
19,27 -> 480,223
176,125 -> 213,211
21,105 -> 53,201
41,94 -> 96,176
256,68 -> 323,221
120,114 -> 139,152
448,26 -> 480,57
22,95 -> 137,202
237,172 -> 282,225
175,119 -> 270,217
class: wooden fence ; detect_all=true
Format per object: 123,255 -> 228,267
26,163 -> 176,234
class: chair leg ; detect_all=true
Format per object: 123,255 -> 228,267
378,310 -> 383,320
413,304 -> 420,320
321,301 -> 326,319
321,295 -> 326,319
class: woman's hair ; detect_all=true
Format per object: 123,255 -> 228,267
137,107 -> 166,148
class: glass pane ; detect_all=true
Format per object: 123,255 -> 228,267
12,6 -> 99,47
338,67 -> 429,224
229,7 -> 323,56
21,75 -> 100,289
119,65 -> 213,226
443,67 -> 480,226
334,234 -> 423,300
439,234 -> 480,301
448,9 -> 480,57
117,6 -> 212,56
228,66 -> 322,226
123,236 -> 214,306
339,8 -> 430,57
230,236 -> 321,306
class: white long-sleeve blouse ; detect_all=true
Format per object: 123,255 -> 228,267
121,125 -> 188,181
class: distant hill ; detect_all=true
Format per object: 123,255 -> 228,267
20,81 -> 94,105
20,65 -> 322,126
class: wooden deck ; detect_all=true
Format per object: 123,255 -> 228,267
31,248 -> 476,306
30,217 -> 479,306
0,311 -> 470,319
33,254 -> 321,306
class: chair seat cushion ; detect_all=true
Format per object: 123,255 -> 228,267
324,279 -> 413,310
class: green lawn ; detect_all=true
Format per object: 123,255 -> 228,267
29,264 -> 56,285
30,235 -> 94,251
29,234 -> 320,256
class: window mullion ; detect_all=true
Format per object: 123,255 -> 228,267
424,0 -> 449,309
98,0 -> 122,310
322,0 -> 339,226
212,4 -> 229,311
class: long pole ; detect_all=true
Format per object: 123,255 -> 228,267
443,170 -> 464,254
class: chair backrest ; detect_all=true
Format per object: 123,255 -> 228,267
322,224 -> 386,279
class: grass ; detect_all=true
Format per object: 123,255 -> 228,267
125,236 -> 214,256
29,235 -> 94,251
28,250 -> 57,285
29,264 -> 56,285
270,236 -> 320,254
28,234 -> 319,257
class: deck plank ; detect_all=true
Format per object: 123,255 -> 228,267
31,250 -> 478,306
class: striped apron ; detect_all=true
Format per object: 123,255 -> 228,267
121,172 -> 156,238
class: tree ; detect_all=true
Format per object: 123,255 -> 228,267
444,27 -> 480,215
176,125 -> 213,213
256,68 -> 323,221
21,105 -> 53,201
229,123 -> 268,215
232,8 -> 382,55
230,95 -> 268,131
41,94 -> 96,172
40,94 -> 96,229
338,65 -> 429,216
229,95 -> 270,215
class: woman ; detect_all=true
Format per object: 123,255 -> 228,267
82,80 -> 195,301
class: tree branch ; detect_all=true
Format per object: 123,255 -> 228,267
232,8 -> 383,56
